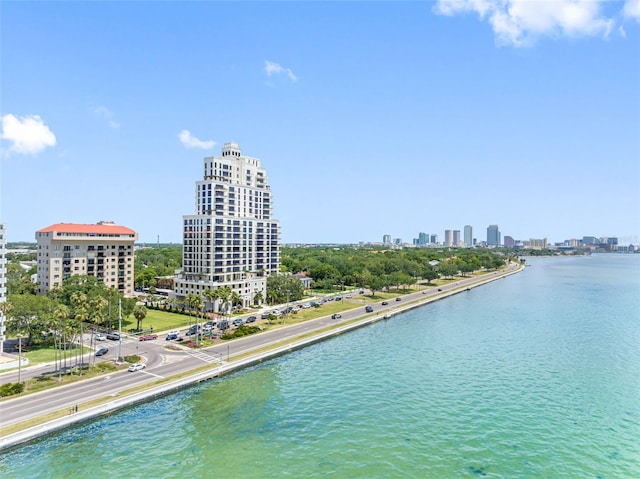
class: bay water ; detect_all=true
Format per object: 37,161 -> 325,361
1,254 -> 639,478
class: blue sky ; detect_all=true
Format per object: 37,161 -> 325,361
1,1 -> 639,245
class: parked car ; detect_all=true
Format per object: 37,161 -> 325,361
246,316 -> 257,323
139,334 -> 158,341
95,348 -> 109,356
335,297 -> 342,301
166,333 -> 179,340
204,320 -> 217,328
128,363 -> 146,372
261,312 -> 271,319
106,333 -> 120,341
331,313 -> 342,319
232,319 -> 244,327
381,301 -> 389,305
95,333 -> 106,341
218,320 -> 229,330
365,305 -> 374,313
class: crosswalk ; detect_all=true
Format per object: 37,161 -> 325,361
185,349 -> 222,364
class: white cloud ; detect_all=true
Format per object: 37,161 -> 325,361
1,114 -> 57,155
434,0 -> 616,46
94,105 -> 120,129
623,0 -> 640,21
177,130 -> 215,150
264,60 -> 298,83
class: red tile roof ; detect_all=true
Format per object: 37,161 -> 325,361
37,223 -> 137,235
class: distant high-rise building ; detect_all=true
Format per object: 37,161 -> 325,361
36,222 -> 138,296
503,235 -> 515,248
527,238 -> 548,249
444,230 -> 453,247
487,225 -> 501,246
394,238 -> 403,245
383,235 -> 392,246
430,234 -> 438,244
453,230 -> 461,247
464,225 -> 473,247
418,232 -> 428,246
173,143 -> 280,308
0,223 -> 6,355
582,236 -> 598,245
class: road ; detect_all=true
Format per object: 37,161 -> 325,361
0,262 -> 521,428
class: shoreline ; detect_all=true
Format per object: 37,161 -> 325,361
0,263 -> 523,452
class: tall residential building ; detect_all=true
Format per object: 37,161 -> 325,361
487,224 -> 501,246
417,232 -> 428,246
0,223 -> 7,355
444,230 -> 453,247
35,222 -> 138,297
430,234 -> 439,244
383,235 -> 392,246
453,230 -> 461,247
173,142 -> 280,308
464,225 -> 473,247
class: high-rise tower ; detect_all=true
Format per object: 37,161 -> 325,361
173,143 -> 280,308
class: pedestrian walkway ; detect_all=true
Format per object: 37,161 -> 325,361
185,349 -> 222,364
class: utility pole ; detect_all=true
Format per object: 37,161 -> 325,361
118,299 -> 123,362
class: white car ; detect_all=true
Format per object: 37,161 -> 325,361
95,333 -> 106,341
128,363 -> 146,372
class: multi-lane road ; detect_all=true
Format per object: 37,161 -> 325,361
0,262 -> 521,430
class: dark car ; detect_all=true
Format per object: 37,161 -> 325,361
365,305 -> 374,313
395,297 -> 402,302
106,333 -> 120,341
95,348 -> 109,356
381,301 -> 389,305
437,288 -> 442,292
166,333 -> 179,340
246,316 -> 257,323
218,320 -> 229,330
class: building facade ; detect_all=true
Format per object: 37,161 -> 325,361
35,222 -> 138,297
487,224 -> 501,246
453,230 -> 461,247
464,225 -> 473,247
0,223 -> 6,354
444,230 -> 453,247
173,142 -> 280,308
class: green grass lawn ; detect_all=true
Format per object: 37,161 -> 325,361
140,309 -> 201,333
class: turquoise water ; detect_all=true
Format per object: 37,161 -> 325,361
1,254 -> 639,478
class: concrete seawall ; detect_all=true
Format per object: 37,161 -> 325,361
0,264 -> 523,452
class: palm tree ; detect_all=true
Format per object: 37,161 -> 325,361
52,305 -> 68,376
230,291 -> 242,312
133,304 -> 148,331
216,286 -> 232,316
203,287 -> 216,315
70,293 -> 88,374
0,302 -> 12,356
253,290 -> 263,307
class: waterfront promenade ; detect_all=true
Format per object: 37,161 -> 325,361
0,262 -> 522,451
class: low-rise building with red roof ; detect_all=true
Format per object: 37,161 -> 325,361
35,221 -> 138,297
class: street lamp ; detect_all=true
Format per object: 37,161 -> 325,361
17,333 -> 22,383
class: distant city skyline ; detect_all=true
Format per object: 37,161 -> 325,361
1,2 -> 639,245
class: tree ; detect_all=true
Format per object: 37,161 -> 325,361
203,287 -> 216,313
133,305 -> 148,331
438,261 -> 459,279
266,275 -> 304,305
5,294 -> 56,345
253,290 -> 264,306
421,266 -> 439,285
